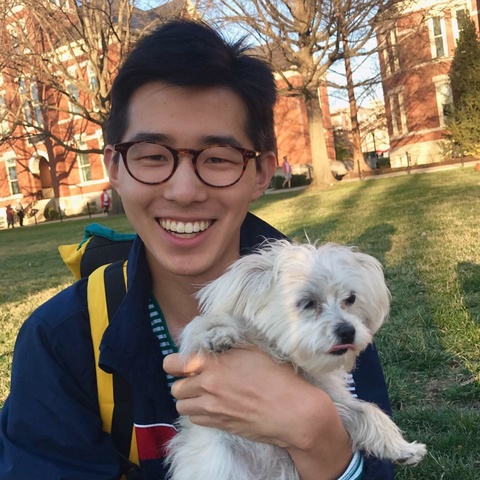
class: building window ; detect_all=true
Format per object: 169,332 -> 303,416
19,78 -> 32,124
434,79 -> 453,127
77,146 -> 92,182
87,64 -> 99,90
0,94 -> 9,135
381,30 -> 399,76
6,158 -> 20,195
30,83 -> 43,126
6,25 -> 19,52
431,16 -> 447,58
389,91 -> 407,137
67,83 -> 82,114
453,8 -> 469,43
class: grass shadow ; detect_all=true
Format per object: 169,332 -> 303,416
457,262 -> 480,326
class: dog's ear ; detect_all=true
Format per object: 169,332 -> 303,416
196,247 -> 278,318
354,251 -> 391,334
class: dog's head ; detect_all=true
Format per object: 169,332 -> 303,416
197,240 -> 390,374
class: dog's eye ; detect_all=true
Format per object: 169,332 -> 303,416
344,293 -> 356,306
298,299 -> 317,310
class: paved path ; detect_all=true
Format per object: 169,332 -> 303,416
5,159 -> 478,228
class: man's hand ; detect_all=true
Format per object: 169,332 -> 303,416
163,347 -> 353,480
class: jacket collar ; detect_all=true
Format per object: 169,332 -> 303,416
98,212 -> 287,398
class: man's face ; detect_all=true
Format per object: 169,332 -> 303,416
104,82 -> 275,284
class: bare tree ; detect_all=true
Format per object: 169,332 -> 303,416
207,0 -> 407,186
0,0 -> 191,205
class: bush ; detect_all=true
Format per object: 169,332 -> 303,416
44,207 -> 60,220
82,202 -> 98,215
271,173 -> 311,189
376,157 -> 391,169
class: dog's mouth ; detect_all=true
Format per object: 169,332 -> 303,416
328,344 -> 356,356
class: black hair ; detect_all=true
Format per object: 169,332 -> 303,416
105,20 -> 277,160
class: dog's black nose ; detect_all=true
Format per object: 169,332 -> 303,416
335,323 -> 356,344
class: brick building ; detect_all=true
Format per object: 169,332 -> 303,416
377,0 -> 480,168
0,3 -> 333,227
0,0 -> 193,227
274,71 -> 335,177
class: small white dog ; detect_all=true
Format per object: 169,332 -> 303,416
166,241 -> 426,480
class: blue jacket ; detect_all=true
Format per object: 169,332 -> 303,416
0,214 -> 394,479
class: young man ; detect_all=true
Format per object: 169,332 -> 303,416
0,20 -> 394,479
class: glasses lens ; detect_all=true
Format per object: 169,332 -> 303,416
197,147 -> 245,187
125,142 -> 174,184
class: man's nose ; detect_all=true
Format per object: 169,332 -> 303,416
162,156 -> 208,205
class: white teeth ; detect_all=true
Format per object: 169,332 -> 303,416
159,219 -> 212,234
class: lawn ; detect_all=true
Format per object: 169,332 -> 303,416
1,167 -> 479,478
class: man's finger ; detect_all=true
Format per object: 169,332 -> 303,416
163,352 -> 208,377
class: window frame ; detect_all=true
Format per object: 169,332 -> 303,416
6,158 -> 20,195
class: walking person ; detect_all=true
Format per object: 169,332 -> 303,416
100,188 -> 112,214
16,203 -> 25,227
6,204 -> 15,228
282,155 -> 292,188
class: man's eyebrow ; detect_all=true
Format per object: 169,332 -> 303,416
127,132 -> 171,143
123,133 -> 244,148
201,135 -> 243,148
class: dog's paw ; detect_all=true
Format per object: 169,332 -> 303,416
201,325 -> 240,353
394,441 -> 427,466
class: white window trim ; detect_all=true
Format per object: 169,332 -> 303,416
389,89 -> 407,138
429,16 -> 448,59
74,132 -> 104,182
452,7 -> 469,43
399,92 -> 407,136
0,90 -> 9,135
389,94 -> 398,136
433,75 -> 452,128
5,157 -> 20,196
380,34 -> 391,76
389,30 -> 400,72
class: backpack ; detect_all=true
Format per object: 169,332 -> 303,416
58,214 -> 288,478
59,225 -> 140,479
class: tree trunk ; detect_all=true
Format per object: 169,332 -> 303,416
342,32 -> 371,175
305,93 -> 335,187
110,187 -> 124,215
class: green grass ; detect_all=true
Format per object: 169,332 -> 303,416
1,167 -> 479,478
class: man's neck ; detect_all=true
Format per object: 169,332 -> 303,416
150,272 -> 200,344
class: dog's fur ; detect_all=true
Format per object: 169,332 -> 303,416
166,241 -> 427,480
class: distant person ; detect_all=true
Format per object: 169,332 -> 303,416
100,188 -> 111,214
282,155 -> 292,188
6,204 -> 15,228
16,203 -> 25,227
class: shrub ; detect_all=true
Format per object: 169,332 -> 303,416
44,207 -> 60,220
271,173 -> 311,189
82,202 -> 98,215
376,157 -> 391,169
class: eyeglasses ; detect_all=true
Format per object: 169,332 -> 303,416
114,141 -> 262,188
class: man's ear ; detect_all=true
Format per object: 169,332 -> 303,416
103,145 -> 120,189
251,152 -> 277,201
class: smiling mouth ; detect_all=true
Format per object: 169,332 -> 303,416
158,218 -> 213,238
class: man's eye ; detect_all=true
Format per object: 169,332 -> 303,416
139,154 -> 169,162
205,156 -> 229,164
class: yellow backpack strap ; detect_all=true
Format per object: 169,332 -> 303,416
87,260 -> 140,478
